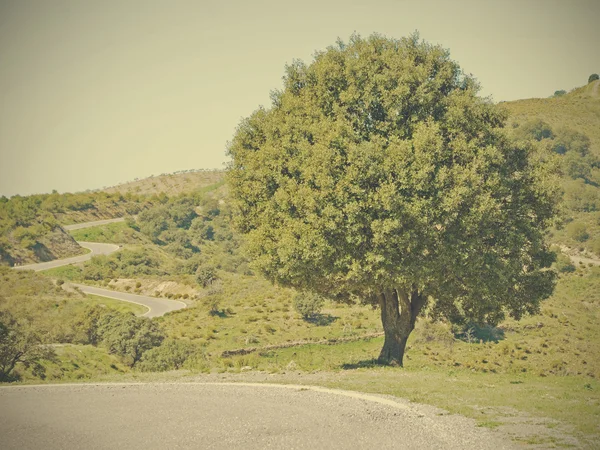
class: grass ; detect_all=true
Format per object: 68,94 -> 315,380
499,80 -> 600,157
102,170 -> 225,196
68,221 -> 145,244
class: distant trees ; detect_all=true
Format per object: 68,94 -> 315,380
589,73 -> 599,83
552,90 -> 566,97
513,119 -> 554,141
512,120 -> 599,189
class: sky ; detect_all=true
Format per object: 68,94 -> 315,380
0,0 -> 598,197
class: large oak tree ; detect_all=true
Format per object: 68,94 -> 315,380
227,34 -> 559,365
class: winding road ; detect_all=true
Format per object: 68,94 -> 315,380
0,383 -> 514,450
11,218 -> 186,318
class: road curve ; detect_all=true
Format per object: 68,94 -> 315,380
63,217 -> 125,231
11,219 -> 186,318
13,242 -> 120,272
74,284 -> 186,318
0,383 -> 514,450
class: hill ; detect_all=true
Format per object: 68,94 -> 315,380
101,169 -> 225,196
499,79 -> 600,157
500,80 -> 600,260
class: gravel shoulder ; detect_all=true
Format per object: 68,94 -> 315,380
0,382 -> 514,450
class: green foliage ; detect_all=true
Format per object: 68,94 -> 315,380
195,265 -> 217,287
82,247 -> 165,281
69,221 -> 143,244
0,310 -> 56,381
513,119 -> 554,141
563,179 -> 600,212
293,292 -> 325,320
589,73 -> 599,83
98,312 -> 164,367
567,222 -> 589,242
554,253 -> 575,273
227,33 -> 559,330
138,338 -> 200,372
552,90 -> 566,97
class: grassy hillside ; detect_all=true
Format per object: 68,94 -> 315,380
500,80 -> 600,261
500,80 -> 600,156
102,169 -> 225,196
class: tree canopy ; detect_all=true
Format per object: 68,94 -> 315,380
227,34 -> 559,365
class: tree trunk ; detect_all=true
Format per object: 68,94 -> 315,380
377,288 -> 425,366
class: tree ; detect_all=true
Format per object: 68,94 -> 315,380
227,34 -> 559,365
0,311 -> 55,381
589,73 -> 599,83
98,313 -> 164,367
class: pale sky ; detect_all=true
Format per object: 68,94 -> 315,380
1,0 -> 598,197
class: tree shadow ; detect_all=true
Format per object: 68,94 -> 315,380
340,359 -> 393,370
304,313 -> 338,326
209,309 -> 229,318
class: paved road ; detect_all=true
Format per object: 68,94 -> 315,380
63,217 -> 125,231
74,284 -> 186,318
0,383 -> 513,450
13,242 -> 120,272
11,219 -> 186,318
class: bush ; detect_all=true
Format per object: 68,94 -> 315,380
293,292 -> 324,320
98,313 -> 164,367
0,311 -> 56,381
555,253 -> 576,273
567,222 -> 589,242
196,266 -> 217,287
589,73 -> 599,83
138,339 -> 199,372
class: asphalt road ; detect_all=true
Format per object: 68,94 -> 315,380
0,383 -> 514,450
11,219 -> 186,318
63,217 -> 125,231
74,284 -> 186,318
13,242 -> 120,272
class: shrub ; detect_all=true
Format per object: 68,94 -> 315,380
196,266 -> 217,287
293,292 -> 324,320
0,311 -> 56,381
589,73 -> 599,83
567,222 -> 589,242
138,339 -> 199,372
98,313 -> 164,367
555,253 -> 576,273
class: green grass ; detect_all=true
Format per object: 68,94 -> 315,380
42,263 -> 84,281
14,344 -> 131,382
68,221 -> 146,244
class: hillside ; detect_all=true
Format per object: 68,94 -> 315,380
101,169 -> 225,196
500,80 -> 600,260
499,79 -> 600,157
